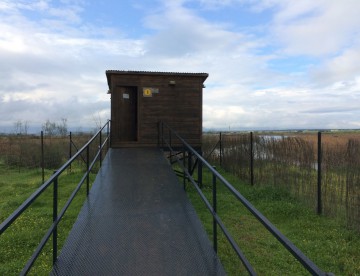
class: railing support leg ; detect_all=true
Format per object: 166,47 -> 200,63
107,120 -> 110,150
53,176 -> 58,264
250,131 -> 254,186
86,146 -> 90,196
188,151 -> 192,176
69,132 -> 72,173
212,167 -> 217,253
41,131 -> 44,183
198,151 -> 203,188
99,129 -> 102,167
183,149 -> 186,190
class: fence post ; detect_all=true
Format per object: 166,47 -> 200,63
250,132 -> 254,186
53,175 -> 58,264
41,131 -> 44,183
212,166 -> 217,253
317,131 -> 322,215
69,132 -> 72,172
219,132 -> 222,167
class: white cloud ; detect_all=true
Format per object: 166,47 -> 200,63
0,0 -> 359,132
311,44 -> 360,86
266,0 -> 360,57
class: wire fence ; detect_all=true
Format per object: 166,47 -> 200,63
203,131 -> 360,232
0,131 -> 104,185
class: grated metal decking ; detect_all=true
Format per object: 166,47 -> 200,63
51,148 -> 225,275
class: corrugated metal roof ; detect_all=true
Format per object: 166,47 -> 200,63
105,70 -> 208,88
106,70 -> 208,76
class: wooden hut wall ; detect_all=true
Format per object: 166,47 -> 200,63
108,72 -> 206,148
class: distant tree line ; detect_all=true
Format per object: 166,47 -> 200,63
13,119 -> 68,136
42,118 -> 68,137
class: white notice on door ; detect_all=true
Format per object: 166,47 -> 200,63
123,93 -> 129,99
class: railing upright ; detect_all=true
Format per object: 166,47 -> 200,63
0,120 -> 111,274
41,131 -> 45,183
183,149 -> 186,190
160,122 -> 329,276
86,146 -> 90,195
198,153 -> 203,188
250,131 -> 254,186
69,132 -> 72,172
212,167 -> 217,253
100,129 -> 102,167
107,121 -> 110,149
53,175 -> 58,264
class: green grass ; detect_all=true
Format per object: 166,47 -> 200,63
2,158 -> 359,275
183,166 -> 360,275
0,160 -> 97,275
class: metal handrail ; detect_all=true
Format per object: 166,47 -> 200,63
160,121 -> 330,276
0,120 -> 110,275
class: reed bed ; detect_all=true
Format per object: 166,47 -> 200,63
0,132 -> 97,171
203,132 -> 360,232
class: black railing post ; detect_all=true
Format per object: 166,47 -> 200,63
317,131 -> 322,215
53,175 -> 58,264
41,131 -> 44,183
86,146 -> 90,196
188,151 -> 192,176
198,151 -> 203,188
99,129 -> 102,167
0,121 -> 112,273
69,132 -> 72,172
107,120 -> 110,150
250,132 -> 254,186
212,166 -> 217,253
183,149 -> 186,190
153,122 -> 329,276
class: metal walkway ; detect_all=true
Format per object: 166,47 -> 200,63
51,148 -> 225,275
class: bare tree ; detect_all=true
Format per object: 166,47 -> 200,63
57,118 -> 68,137
42,120 -> 57,136
42,119 -> 68,136
92,113 -> 102,130
13,120 -> 29,135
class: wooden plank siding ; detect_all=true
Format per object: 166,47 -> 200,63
106,71 -> 208,148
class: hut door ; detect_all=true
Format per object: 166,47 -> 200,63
115,86 -> 138,142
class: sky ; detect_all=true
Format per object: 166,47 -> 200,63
1,0 -> 360,132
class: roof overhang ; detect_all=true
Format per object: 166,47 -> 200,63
105,70 -> 209,89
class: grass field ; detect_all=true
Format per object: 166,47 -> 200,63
1,148 -> 360,275
183,166 -> 360,275
0,160 -> 97,275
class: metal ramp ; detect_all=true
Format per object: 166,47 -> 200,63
51,148 -> 225,275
